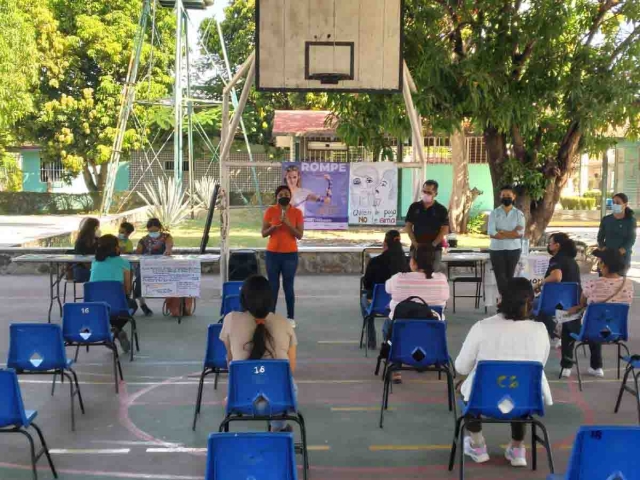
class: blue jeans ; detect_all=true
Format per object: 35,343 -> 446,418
265,251 -> 298,319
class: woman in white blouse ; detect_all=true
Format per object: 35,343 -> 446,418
455,277 -> 551,469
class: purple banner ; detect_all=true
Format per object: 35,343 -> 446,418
282,162 -> 350,230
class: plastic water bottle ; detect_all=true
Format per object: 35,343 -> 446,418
522,238 -> 530,257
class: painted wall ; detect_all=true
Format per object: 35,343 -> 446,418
399,164 -> 494,219
618,141 -> 640,208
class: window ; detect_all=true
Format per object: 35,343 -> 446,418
164,161 -> 190,171
40,160 -> 64,183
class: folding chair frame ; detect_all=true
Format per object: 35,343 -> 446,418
218,412 -> 309,480
19,369 -> 85,431
119,312 -> 140,362
448,416 -> 555,480
571,340 -> 630,391
63,338 -> 124,393
614,360 -> 640,423
0,422 -> 58,480
379,361 -> 457,428
360,312 -> 387,357
448,260 -> 485,314
192,365 -> 229,430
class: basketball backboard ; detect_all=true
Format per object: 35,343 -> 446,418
256,0 -> 403,93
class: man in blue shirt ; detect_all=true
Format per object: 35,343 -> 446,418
488,185 -> 526,299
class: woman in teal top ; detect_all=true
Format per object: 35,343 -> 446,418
597,192 -> 637,270
89,234 -> 134,352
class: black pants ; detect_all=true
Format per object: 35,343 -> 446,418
490,249 -> 521,298
466,417 -> 526,442
560,319 -> 602,369
536,312 -> 559,339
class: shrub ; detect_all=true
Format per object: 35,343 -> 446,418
137,178 -> 191,229
467,212 -> 488,234
560,196 -> 596,210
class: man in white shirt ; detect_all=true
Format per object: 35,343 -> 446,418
487,185 -> 526,299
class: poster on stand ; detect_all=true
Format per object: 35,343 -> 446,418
516,254 -> 550,289
348,163 -> 398,225
140,257 -> 201,298
282,162 -> 349,230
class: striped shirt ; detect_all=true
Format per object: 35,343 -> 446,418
385,272 -> 450,319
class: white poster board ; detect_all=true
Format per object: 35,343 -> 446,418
349,163 -> 398,225
516,254 -> 550,289
140,257 -> 201,298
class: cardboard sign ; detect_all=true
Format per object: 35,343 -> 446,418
140,257 -> 201,298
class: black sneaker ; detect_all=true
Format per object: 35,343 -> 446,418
141,304 -> 153,316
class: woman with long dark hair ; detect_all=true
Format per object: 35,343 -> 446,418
455,278 -> 552,469
89,234 -> 134,352
72,217 -> 101,282
361,230 -> 408,348
220,275 -> 298,430
597,192 -> 636,272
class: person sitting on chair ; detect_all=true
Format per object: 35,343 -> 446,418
383,244 -> 449,383
89,234 -> 136,353
361,229 -> 408,349
220,275 -> 298,431
73,217 -> 101,283
455,277 -> 552,468
534,232 -> 581,348
562,248 -> 634,379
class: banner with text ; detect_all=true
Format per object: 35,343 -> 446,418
348,162 -> 398,225
282,162 -> 349,230
140,257 -> 201,298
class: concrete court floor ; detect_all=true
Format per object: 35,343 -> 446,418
0,274 -> 638,480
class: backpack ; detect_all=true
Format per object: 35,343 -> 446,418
375,296 -> 439,375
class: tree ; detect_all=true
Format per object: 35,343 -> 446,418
200,0 -> 329,147
329,0 -> 640,241
448,127 -> 482,233
20,0 -> 175,195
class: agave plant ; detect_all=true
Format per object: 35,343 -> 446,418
191,176 -> 219,208
137,177 -> 191,230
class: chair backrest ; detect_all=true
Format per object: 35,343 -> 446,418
204,324 -> 228,369
63,302 -> 112,343
579,303 -> 629,343
464,360 -> 545,419
7,323 -> 68,371
564,426 -> 640,480
205,432 -> 297,480
226,360 -> 297,416
536,282 -> 580,316
220,295 -> 242,317
0,369 -> 29,428
220,282 -> 244,315
388,320 -> 450,368
369,284 -> 391,316
84,281 -> 129,316
430,305 -> 444,319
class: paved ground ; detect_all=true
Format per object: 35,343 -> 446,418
0,274 -> 639,479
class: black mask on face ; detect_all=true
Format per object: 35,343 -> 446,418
501,197 -> 514,207
278,197 -> 290,207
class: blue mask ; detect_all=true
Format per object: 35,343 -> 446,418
148,231 -> 161,239
118,234 -> 127,240
612,204 -> 624,214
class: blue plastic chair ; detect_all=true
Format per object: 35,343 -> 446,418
84,281 -> 140,361
448,361 -> 555,480
62,302 -> 124,393
192,324 -> 229,430
0,369 -> 58,480
219,360 -> 309,480
205,432 -> 298,480
614,354 -> 640,423
360,284 -> 391,357
568,303 -> 630,391
547,426 -> 640,480
219,282 -> 243,312
218,295 -> 241,323
534,282 -> 580,316
379,320 -> 456,428
7,323 -> 85,431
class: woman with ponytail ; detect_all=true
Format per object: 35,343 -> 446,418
89,234 -> 134,352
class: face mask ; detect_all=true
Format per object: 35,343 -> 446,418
501,197 -> 514,207
278,197 -> 291,207
422,194 -> 434,204
612,204 -> 624,214
118,234 -> 127,240
148,231 -> 161,239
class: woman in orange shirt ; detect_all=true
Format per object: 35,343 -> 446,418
262,185 -> 304,327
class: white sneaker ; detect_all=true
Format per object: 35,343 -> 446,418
463,436 -> 490,463
560,368 -> 572,378
551,338 -> 562,349
588,367 -> 604,377
505,443 -> 527,467
288,318 -> 296,328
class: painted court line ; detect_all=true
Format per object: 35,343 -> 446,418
147,446 -> 331,453
50,449 -> 130,454
331,406 -> 395,412
369,445 -> 451,451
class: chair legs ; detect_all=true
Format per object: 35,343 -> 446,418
30,422 -> 58,479
62,369 -> 85,431
574,341 -> 629,391
192,367 -> 227,431
614,362 -> 640,423
2,423 -> 58,480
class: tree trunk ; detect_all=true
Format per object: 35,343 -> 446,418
448,127 -> 481,233
484,125 -> 508,208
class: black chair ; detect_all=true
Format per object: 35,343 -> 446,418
447,257 -> 483,313
614,354 -> 640,423
228,250 -> 259,281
